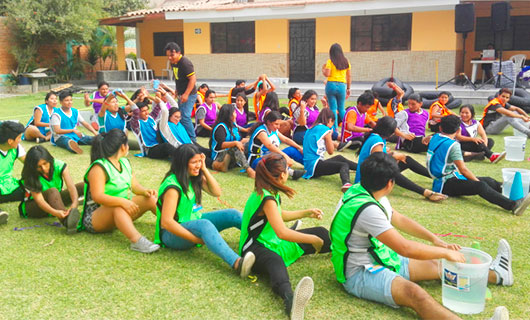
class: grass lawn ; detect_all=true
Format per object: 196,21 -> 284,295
1,92 -> 529,319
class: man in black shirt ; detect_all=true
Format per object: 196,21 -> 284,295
165,42 -> 198,141
228,75 -> 263,104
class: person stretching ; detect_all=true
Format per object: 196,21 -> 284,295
481,88 -> 530,137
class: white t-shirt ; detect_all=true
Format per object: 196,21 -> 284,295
0,144 -> 26,158
50,109 -> 85,140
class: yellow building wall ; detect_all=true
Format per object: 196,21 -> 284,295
137,18 -> 183,77
315,16 -> 350,53
255,20 -> 288,54
411,11 -> 457,51
116,26 -> 126,71
183,22 -> 211,55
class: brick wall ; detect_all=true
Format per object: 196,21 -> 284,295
0,17 -> 16,75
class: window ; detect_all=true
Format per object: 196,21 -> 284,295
351,14 -> 411,51
153,32 -> 183,56
475,16 -> 530,51
211,22 -> 255,53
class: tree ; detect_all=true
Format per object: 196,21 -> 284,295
103,0 -> 148,17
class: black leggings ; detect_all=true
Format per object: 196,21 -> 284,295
146,143 -> 177,160
395,156 -> 431,195
459,139 -> 495,158
442,177 -> 515,211
401,137 -> 428,153
0,185 -> 24,204
312,155 -> 357,185
248,227 -> 330,313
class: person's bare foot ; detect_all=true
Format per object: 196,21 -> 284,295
424,190 -> 447,202
246,167 -> 256,179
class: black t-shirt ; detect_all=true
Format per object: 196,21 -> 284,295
482,102 -> 508,128
231,86 -> 255,102
172,56 -> 197,96
212,125 -> 228,151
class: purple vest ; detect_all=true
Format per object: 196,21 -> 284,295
405,109 -> 428,136
295,106 -> 319,129
235,107 -> 247,127
342,106 -> 366,140
92,91 -> 105,113
460,119 -> 478,137
258,107 -> 270,123
197,103 -> 217,127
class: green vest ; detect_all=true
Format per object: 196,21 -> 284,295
78,158 -> 132,231
0,147 -> 21,195
330,184 -> 401,283
19,159 -> 66,218
154,174 -> 199,245
239,189 -> 304,267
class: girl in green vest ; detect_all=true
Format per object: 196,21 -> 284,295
78,129 -> 159,253
20,145 -> 84,234
239,152 -> 331,320
155,143 -> 255,277
0,121 -> 26,224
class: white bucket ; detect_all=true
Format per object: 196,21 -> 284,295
441,247 -> 492,314
504,136 -> 526,161
501,168 -> 530,197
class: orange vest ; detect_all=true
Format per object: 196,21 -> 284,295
227,88 -> 234,104
253,93 -> 266,114
428,101 -> 451,122
193,91 -> 205,117
288,98 -> 300,117
480,98 -> 503,125
365,99 -> 380,124
386,98 -> 404,118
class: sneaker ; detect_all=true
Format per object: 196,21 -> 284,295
337,140 -> 352,152
0,210 -> 8,225
35,137 -> 41,144
65,208 -> 80,234
290,276 -> 314,320
68,140 -> 83,154
349,140 -> 363,150
463,151 -> 485,162
237,251 -> 255,278
341,183 -> 353,193
290,220 -> 302,230
512,193 -> 530,216
490,239 -> 513,286
490,306 -> 509,320
490,152 -> 506,164
291,170 -> 305,181
130,236 -> 160,253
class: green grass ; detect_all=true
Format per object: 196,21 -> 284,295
1,92 -> 530,319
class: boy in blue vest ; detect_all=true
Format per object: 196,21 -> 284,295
428,115 -> 530,215
330,152 -> 512,319
50,91 -> 98,154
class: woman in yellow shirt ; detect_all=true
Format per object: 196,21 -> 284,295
322,43 -> 351,131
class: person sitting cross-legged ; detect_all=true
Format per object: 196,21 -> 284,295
330,152 -> 515,319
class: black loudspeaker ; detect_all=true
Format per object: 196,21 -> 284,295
455,3 -> 475,33
492,2 -> 510,32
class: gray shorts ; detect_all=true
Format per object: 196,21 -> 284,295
82,200 -> 100,233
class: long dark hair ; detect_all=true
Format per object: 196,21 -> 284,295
329,43 -> 349,70
312,107 -> 334,128
288,87 -> 299,100
165,144 -> 203,204
90,129 -> 128,163
357,116 -> 397,155
248,110 -> 282,137
235,92 -> 249,118
22,145 -> 55,192
213,104 -> 236,134
255,153 -> 295,199
262,92 -> 280,111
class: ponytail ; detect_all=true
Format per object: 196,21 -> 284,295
90,128 -> 128,162
255,153 -> 295,199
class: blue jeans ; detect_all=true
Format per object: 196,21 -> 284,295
160,209 -> 242,267
55,135 -> 93,153
325,81 -> 347,130
179,93 -> 198,142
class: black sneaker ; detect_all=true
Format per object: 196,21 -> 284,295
291,170 -> 305,181
337,140 -> 352,152
463,152 -> 485,162
65,208 -> 80,234
513,193 -> 530,216
0,210 -> 8,225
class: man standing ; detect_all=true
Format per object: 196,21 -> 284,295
165,42 -> 197,141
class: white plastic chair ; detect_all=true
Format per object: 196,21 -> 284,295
509,54 -> 526,73
125,58 -> 138,82
136,58 -> 154,81
161,60 -> 173,81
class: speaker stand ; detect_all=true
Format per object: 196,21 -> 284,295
437,33 -> 476,90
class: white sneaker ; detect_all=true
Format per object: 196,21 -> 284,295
290,220 -> 302,230
238,251 -> 255,278
490,239 -> 513,286
130,236 -> 160,253
290,276 -> 314,320
0,210 -> 8,225
490,306 -> 509,320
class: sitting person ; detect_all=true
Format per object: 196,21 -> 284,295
84,81 -> 110,130
234,92 -> 253,135
428,91 -> 454,132
228,76 -> 261,104
195,89 -> 220,137
481,88 -> 530,137
330,151 -> 515,319
258,92 -> 293,137
23,92 -> 58,142
427,115 -> 530,215
385,82 -> 404,118
338,91 -> 373,150
355,116 -> 446,202
395,93 -> 429,153
292,90 -> 321,145
253,75 -> 275,114
0,121 -> 26,224
210,104 -> 255,178
50,91 -> 98,154
155,143 -> 255,277
20,145 -> 83,234
302,108 -> 357,192
240,152 -> 331,320
287,87 -> 301,117
364,91 -> 386,128
97,90 -> 130,134
457,104 -> 505,163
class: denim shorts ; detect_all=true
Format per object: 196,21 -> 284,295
343,256 -> 410,308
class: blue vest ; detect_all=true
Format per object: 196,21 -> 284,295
355,133 -> 386,184
25,104 -> 53,136
99,110 -> 126,134
139,116 -> 159,148
166,121 -> 192,146
52,107 -> 80,144
211,122 -> 241,160
427,133 -> 466,193
302,124 -> 331,178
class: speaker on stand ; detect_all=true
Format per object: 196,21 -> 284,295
437,3 -> 476,89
